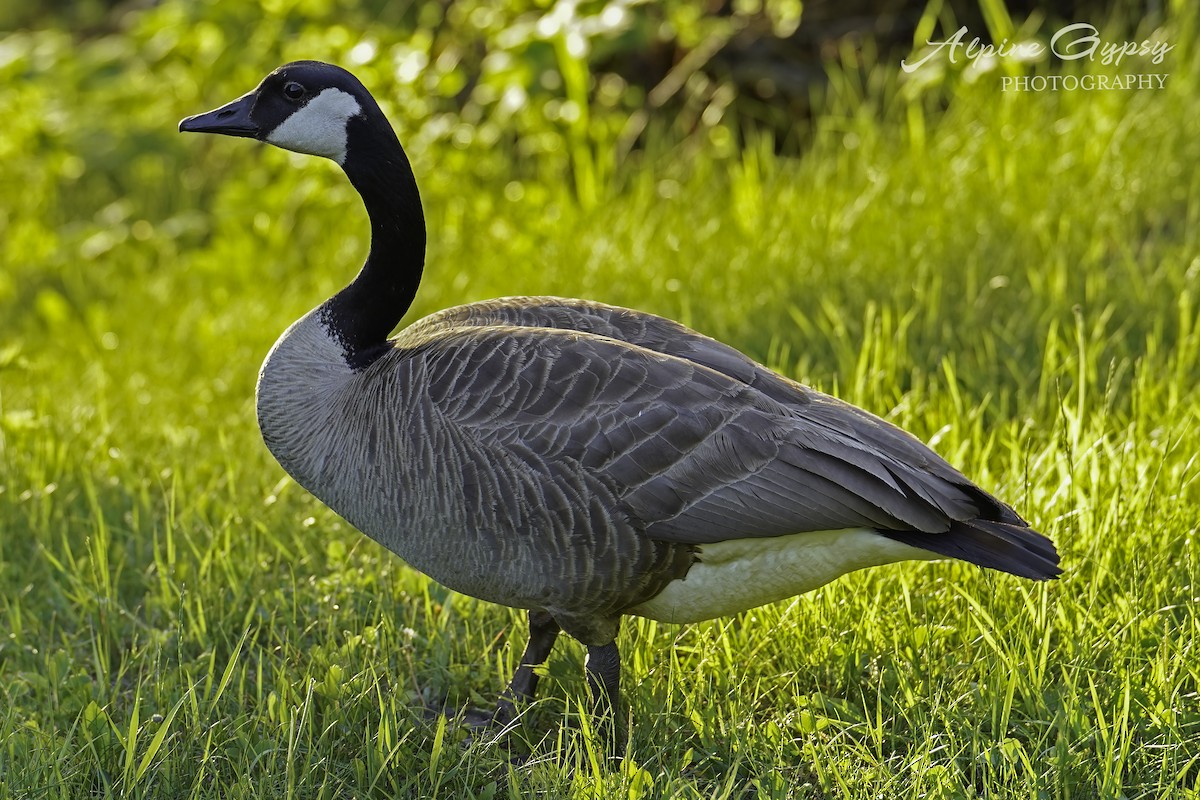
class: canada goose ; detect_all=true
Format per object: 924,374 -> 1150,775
180,61 -> 1060,754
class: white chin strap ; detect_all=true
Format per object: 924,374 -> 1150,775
266,88 -> 363,165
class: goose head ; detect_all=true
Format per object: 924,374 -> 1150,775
179,61 -> 384,166
180,61 -> 425,368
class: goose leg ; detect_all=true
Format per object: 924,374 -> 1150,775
494,610 -> 560,725
585,641 -> 626,756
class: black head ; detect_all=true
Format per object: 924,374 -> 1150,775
179,61 -> 381,165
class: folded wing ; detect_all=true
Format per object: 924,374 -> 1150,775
396,300 -> 1060,579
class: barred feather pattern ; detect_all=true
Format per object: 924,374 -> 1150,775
256,297 -> 1059,642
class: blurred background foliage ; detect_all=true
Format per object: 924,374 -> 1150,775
0,0 -> 1176,216
0,0 -> 1185,345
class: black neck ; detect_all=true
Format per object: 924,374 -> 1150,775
321,112 -> 426,369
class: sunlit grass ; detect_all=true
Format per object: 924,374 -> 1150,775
3,4 -> 1200,798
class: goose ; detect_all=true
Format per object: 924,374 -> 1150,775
179,61 -> 1060,753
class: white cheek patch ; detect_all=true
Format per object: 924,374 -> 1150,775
266,88 -> 362,164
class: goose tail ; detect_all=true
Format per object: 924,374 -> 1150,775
879,518 -> 1062,581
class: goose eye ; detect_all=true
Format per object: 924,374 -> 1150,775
283,82 -> 305,101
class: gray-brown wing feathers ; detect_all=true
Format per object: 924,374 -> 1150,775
404,314 -> 1007,540
401,296 -> 765,387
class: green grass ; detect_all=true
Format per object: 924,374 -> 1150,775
3,4 -> 1200,798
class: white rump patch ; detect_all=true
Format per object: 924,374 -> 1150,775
629,528 -> 934,624
266,88 -> 362,164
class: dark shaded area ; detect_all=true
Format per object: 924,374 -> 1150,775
594,0 -> 1160,141
5,1 -> 1158,112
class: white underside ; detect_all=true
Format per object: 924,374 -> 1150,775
629,528 -> 934,624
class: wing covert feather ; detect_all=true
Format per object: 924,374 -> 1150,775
400,314 -> 1012,546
